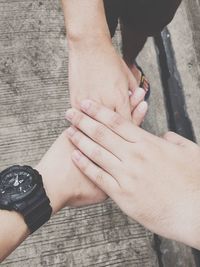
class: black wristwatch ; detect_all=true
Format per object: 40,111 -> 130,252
0,165 -> 52,233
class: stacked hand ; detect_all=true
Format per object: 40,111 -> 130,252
68,36 -> 147,121
65,99 -> 200,249
36,88 -> 147,214
0,86 -> 148,262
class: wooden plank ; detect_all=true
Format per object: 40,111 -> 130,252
1,0 -> 198,266
147,1 -> 199,266
168,1 -> 200,144
137,38 -> 168,136
138,36 -> 197,266
0,1 -> 159,266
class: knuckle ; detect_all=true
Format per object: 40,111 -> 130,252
95,170 -> 104,185
71,131 -> 81,145
93,124 -> 105,141
73,112 -> 83,127
88,102 -> 101,117
91,147 -> 102,161
164,131 -> 175,139
80,158 -> 89,172
132,143 -> 148,162
109,113 -> 124,129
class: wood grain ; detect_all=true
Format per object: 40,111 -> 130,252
0,1 -> 158,266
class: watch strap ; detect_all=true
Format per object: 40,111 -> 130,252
14,186 -> 52,233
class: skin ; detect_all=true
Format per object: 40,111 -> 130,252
0,88 -> 147,262
62,0 -> 142,119
66,99 -> 200,250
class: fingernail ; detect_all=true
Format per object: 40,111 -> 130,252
66,127 -> 76,137
80,99 -> 92,111
128,90 -> 133,96
66,109 -> 74,120
72,150 -> 81,161
138,101 -> 148,112
132,87 -> 145,100
137,87 -> 146,95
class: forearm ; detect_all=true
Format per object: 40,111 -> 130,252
0,134 -> 73,262
0,210 -> 29,262
0,131 -> 104,262
61,0 -> 110,43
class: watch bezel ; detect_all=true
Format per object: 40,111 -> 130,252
0,165 -> 43,210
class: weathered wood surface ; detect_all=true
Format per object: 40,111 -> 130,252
0,0 -> 199,266
0,1 -> 158,266
157,2 -> 200,266
168,0 -> 200,144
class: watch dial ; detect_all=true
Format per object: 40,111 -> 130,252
0,169 -> 35,200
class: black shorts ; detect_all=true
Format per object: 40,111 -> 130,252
104,0 -> 182,37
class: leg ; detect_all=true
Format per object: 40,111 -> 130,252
104,0 -> 150,92
120,0 -> 182,90
121,22 -> 148,90
121,23 -> 147,67
103,0 -> 120,38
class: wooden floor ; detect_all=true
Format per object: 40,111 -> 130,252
0,0 -> 199,266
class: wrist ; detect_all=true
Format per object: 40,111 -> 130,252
34,132 -> 82,214
0,210 -> 29,262
67,31 -> 112,51
35,162 -> 69,215
62,0 -> 111,47
35,164 -> 67,215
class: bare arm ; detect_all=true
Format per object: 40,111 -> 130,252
0,132 -> 106,262
61,0 -> 137,120
62,0 -> 110,43
0,210 -> 29,261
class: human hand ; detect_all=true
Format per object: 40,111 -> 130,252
35,132 -> 106,214
66,100 -> 200,249
68,36 -> 141,120
36,91 -> 147,214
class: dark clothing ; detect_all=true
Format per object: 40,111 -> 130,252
104,0 -> 182,37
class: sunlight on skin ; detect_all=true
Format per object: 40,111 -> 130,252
66,99 -> 200,250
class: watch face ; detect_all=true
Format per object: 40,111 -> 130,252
0,166 -> 41,209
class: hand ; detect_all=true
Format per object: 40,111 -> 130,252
35,132 -> 106,214
66,100 -> 200,249
36,91 -> 147,214
68,36 -> 140,120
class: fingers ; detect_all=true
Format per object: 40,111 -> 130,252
130,87 -> 146,110
66,126 -> 122,177
129,87 -> 147,125
71,149 -> 119,196
128,69 -> 138,94
76,99 -> 145,142
132,101 -> 148,125
65,107 -> 128,157
163,131 -> 190,146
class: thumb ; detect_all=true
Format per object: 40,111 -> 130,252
128,70 -> 138,95
163,131 -> 193,147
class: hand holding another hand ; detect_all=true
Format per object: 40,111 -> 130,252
35,88 -> 147,214
68,36 -> 144,121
